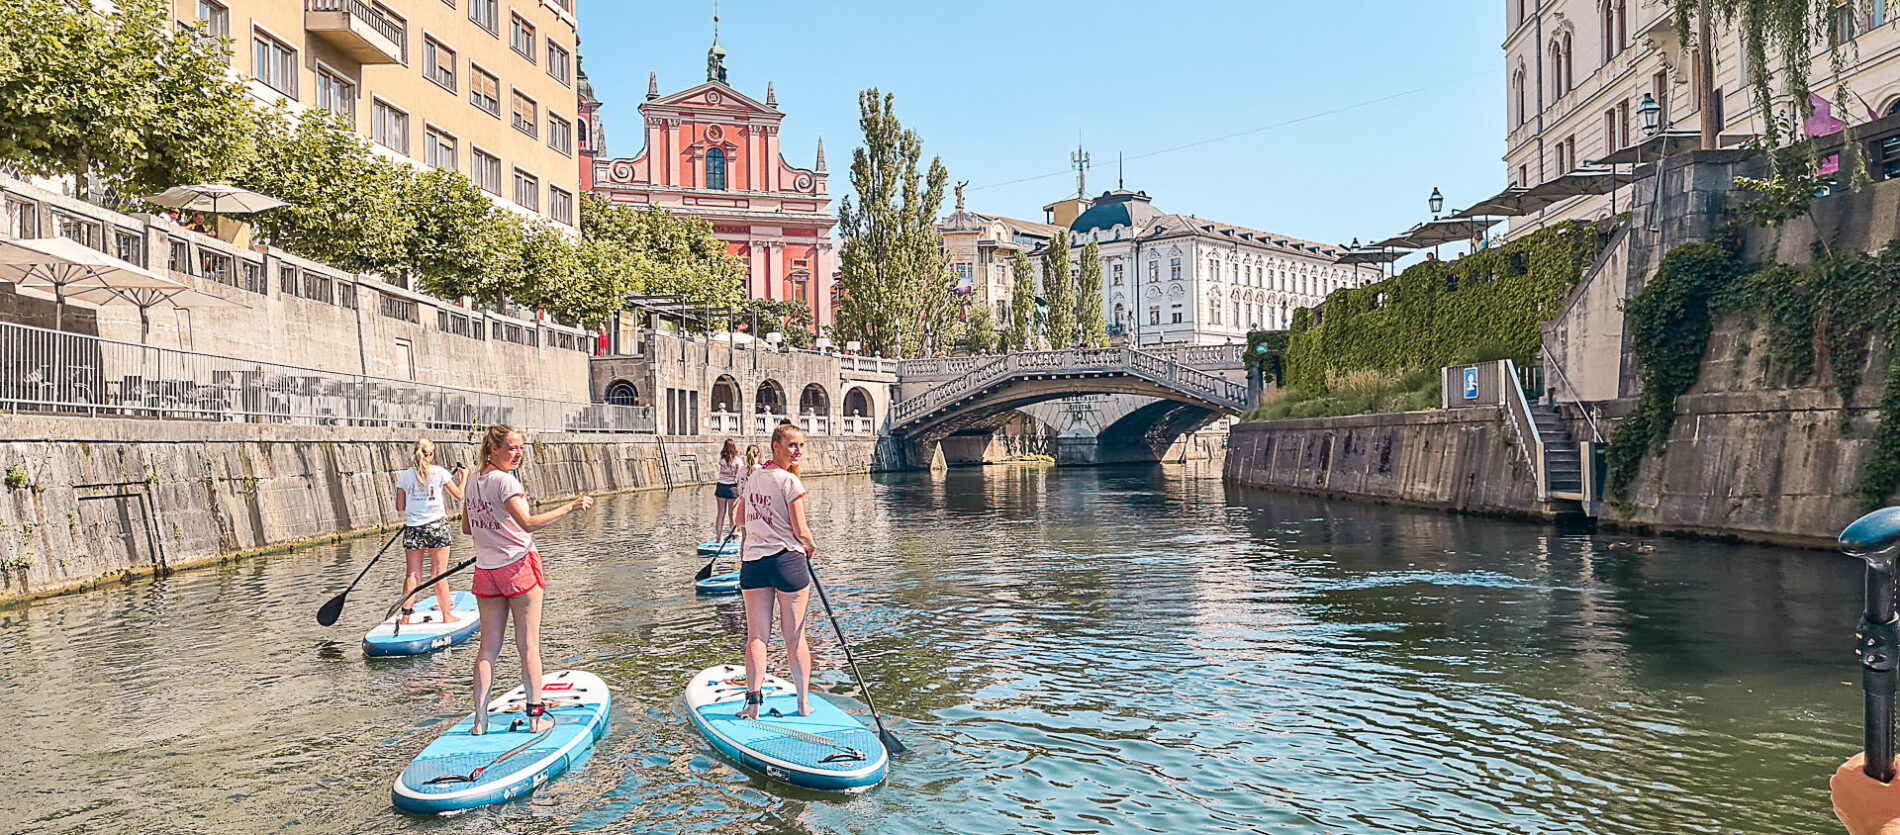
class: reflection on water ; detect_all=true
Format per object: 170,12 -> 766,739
0,463 -> 1865,834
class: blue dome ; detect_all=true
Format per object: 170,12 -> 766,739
1071,190 -> 1160,235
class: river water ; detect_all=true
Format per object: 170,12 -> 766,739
0,463 -> 1868,834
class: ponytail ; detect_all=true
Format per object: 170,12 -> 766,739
412,438 -> 435,485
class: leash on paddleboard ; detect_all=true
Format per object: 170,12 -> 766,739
384,557 -> 476,622
1843,507 -> 1900,781
424,722 -> 558,785
806,558 -> 907,756
315,529 -> 403,627
695,528 -> 741,582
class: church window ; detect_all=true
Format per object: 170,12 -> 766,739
706,147 -> 727,190
1148,260 -> 1158,282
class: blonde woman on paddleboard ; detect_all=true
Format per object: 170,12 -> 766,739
395,438 -> 467,625
463,425 -> 592,734
731,424 -> 819,719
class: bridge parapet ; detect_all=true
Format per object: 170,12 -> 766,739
890,347 -> 1250,432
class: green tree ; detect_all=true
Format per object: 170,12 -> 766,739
965,302 -> 998,354
233,107 -> 412,276
1042,231 -> 1075,347
834,89 -> 952,358
403,167 -> 507,299
737,298 -> 816,349
581,193 -> 745,310
1007,250 -> 1037,351
1076,240 -> 1107,347
1671,0 -> 1861,153
0,0 -> 255,197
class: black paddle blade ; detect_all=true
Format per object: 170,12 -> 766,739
694,557 -> 717,582
315,591 -> 347,627
879,728 -> 907,756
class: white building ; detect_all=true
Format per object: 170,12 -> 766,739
1059,189 -> 1373,345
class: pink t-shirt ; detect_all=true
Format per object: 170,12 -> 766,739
740,462 -> 807,562
465,469 -> 534,569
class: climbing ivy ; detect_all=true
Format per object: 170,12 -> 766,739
1244,330 -> 1291,386
1284,222 -> 1597,393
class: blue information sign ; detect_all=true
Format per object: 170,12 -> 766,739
1463,367 -> 1479,400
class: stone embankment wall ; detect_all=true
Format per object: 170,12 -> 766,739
1224,409 -> 1543,516
0,416 -> 895,604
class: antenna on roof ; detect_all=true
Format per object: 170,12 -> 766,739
1117,152 -> 1123,190
1070,138 -> 1090,200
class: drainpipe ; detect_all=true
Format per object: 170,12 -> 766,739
1534,0 -> 1546,184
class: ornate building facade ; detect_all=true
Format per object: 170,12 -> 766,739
587,34 -> 835,327
936,184 -> 1060,327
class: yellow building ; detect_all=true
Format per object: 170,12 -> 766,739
175,0 -> 581,232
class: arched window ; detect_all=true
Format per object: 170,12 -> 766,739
1887,98 -> 1900,117
1563,33 -> 1574,94
604,380 -> 639,406
1550,42 -> 1564,98
706,147 -> 727,190
578,118 -> 590,149
1513,70 -> 1527,126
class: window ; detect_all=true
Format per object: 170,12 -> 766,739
423,36 -> 456,90
512,90 -> 537,137
1512,70 -> 1526,126
547,41 -> 571,85
1149,307 -> 1160,325
381,294 -> 418,323
470,65 -> 500,115
1604,109 -> 1617,154
1836,1 -> 1862,41
315,66 -> 355,122
469,0 -> 497,33
548,113 -> 572,155
167,239 -> 190,274
279,264 -> 298,294
513,169 -> 539,210
510,13 -> 535,62
112,229 -> 143,267
337,281 -> 357,310
372,99 -> 409,154
472,148 -> 501,193
425,127 -> 456,169
1148,260 -> 1158,281
578,118 -> 590,149
1518,164 -> 1528,188
252,30 -> 296,96
550,187 -> 573,225
5,197 -> 38,239
1602,0 -> 1627,61
1112,262 -> 1123,285
1170,257 -> 1181,281
706,147 -> 726,189
1618,99 -> 1631,148
1170,307 -> 1183,324
196,1 -> 229,50
200,249 -> 233,284
241,261 -> 264,295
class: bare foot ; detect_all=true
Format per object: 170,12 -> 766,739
798,698 -> 812,717
737,703 -> 759,721
470,715 -> 488,736
530,715 -> 554,733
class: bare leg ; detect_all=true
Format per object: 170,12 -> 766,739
400,548 -> 425,624
779,587 -> 813,716
511,586 -> 550,732
470,594 -> 510,735
739,585 -> 775,720
715,497 -> 733,540
428,547 -> 453,618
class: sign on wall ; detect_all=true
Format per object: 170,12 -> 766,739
1463,367 -> 1479,400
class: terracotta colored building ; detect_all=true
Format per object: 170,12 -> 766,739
588,33 -> 834,328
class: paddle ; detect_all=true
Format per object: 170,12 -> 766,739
694,528 -> 741,582
315,529 -> 403,627
384,557 -> 476,622
1841,506 -> 1900,782
424,722 -> 558,785
806,559 -> 907,756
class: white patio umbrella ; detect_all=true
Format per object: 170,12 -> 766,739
0,236 -> 188,332
144,183 -> 288,217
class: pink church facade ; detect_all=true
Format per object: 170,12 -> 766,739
589,54 -> 834,329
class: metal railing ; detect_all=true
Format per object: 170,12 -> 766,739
1499,359 -> 1547,499
0,320 -> 652,434
1542,343 -> 1604,443
890,346 -> 1251,429
306,0 -> 406,45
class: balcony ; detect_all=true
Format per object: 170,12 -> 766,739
305,0 -> 404,65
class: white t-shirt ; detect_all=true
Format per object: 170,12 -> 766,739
465,469 -> 535,569
717,457 -> 741,485
740,462 -> 807,562
396,465 -> 453,526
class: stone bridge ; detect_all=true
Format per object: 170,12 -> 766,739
891,344 -> 1251,466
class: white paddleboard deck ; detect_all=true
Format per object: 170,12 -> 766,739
685,665 -> 888,792
392,669 -> 611,815
362,590 -> 480,657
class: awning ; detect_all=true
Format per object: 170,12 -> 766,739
1400,217 -> 1501,248
1371,225 -> 1426,249
1521,163 -> 1657,202
1451,186 -> 1564,218
0,236 -> 189,333
1593,130 -> 1754,165
1335,248 -> 1406,266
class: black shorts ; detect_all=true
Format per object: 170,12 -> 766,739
715,482 -> 738,500
739,549 -> 811,592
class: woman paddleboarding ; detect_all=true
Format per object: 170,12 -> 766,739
394,438 -> 467,625
463,425 -> 593,735
714,439 -> 741,541
730,424 -> 819,719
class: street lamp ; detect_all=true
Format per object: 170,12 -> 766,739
1637,92 -> 1662,136
1428,187 -> 1444,217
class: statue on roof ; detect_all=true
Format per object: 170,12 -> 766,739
955,181 -> 967,213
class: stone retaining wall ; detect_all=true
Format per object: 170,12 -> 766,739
0,416 -> 894,604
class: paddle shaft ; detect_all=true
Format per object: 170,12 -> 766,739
343,530 -> 403,596
806,559 -> 904,753
1862,557 -> 1899,782
386,557 -> 476,621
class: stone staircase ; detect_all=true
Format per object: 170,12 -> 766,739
1530,403 -> 1584,497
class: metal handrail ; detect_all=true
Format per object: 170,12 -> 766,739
1500,359 -> 1547,499
1541,343 -> 1604,443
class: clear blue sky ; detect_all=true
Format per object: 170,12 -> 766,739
576,1 -> 1502,251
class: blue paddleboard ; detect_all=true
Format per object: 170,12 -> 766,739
695,570 -> 742,595
685,665 -> 888,792
697,539 -> 741,556
392,669 -> 611,815
363,590 -> 480,657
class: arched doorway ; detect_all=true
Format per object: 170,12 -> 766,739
799,383 -> 831,434
604,379 -> 639,406
755,379 -> 786,415
842,386 -> 873,435
709,374 -> 741,434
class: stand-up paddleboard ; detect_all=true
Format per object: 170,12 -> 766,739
695,570 -> 742,595
697,538 -> 741,556
685,665 -> 887,792
393,670 -> 611,815
363,590 -> 480,657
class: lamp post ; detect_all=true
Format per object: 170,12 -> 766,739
1637,92 -> 1667,232
1427,188 -> 1445,260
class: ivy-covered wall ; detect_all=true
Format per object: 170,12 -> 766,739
1284,222 -> 1598,393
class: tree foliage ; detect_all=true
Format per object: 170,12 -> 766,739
581,193 -> 746,311
834,89 -> 953,357
737,298 -> 816,349
1076,240 -> 1107,347
1042,231 -> 1076,348
1007,250 -> 1038,351
233,107 -> 413,277
0,0 -> 254,197
965,302 -> 998,354
1673,0 -> 1861,151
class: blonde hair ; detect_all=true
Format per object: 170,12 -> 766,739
770,423 -> 805,476
480,424 -> 518,471
412,438 -> 435,485
744,444 -> 761,472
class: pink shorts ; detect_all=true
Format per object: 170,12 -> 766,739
473,551 -> 543,598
